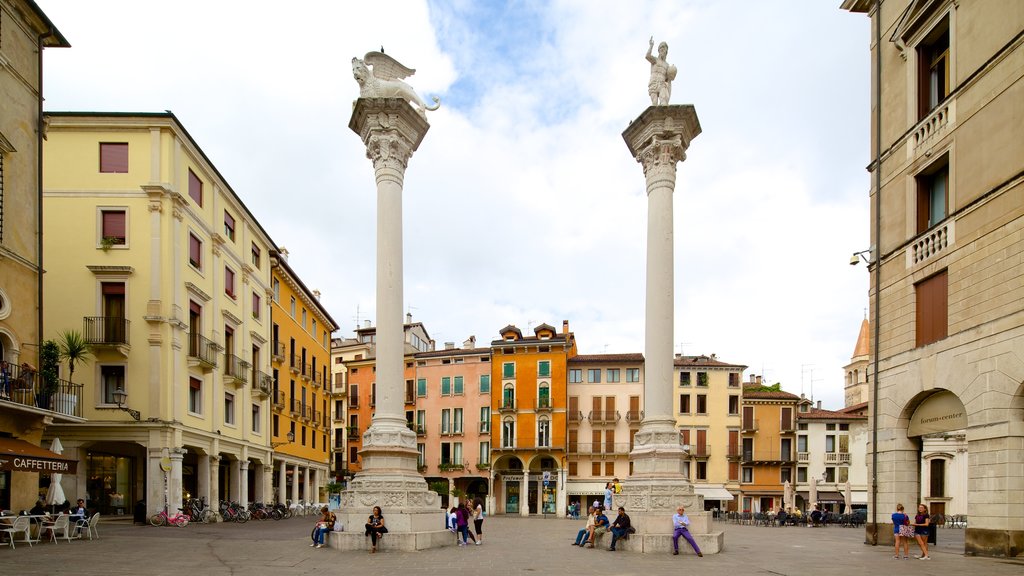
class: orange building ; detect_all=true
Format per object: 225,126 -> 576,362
413,337 -> 491,504
738,377 -> 799,513
489,321 -> 577,516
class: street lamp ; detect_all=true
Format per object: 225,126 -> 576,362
271,430 -> 295,449
849,248 -> 874,266
112,387 -> 141,421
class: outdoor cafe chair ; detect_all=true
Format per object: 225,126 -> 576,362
77,512 -> 100,540
1,516 -> 34,549
40,514 -> 74,543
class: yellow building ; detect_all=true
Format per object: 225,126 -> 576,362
269,250 -> 337,504
489,321 -> 576,516
0,0 -> 70,513
738,378 -> 799,513
566,353 -> 644,508
674,354 -> 745,511
42,112 -> 277,516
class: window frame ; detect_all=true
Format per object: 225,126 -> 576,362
98,207 -> 128,247
189,233 -> 203,270
915,269 -> 948,347
99,142 -> 129,173
188,168 -> 203,206
223,210 -> 236,242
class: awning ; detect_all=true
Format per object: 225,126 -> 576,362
0,437 -> 78,474
797,490 -> 844,503
566,481 -> 608,496
693,484 -> 735,501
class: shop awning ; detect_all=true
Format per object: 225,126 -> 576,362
566,481 -> 608,496
797,490 -> 844,503
0,437 -> 78,474
693,484 -> 735,501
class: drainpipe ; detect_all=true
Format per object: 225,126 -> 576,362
869,0 -> 884,546
37,30 -> 54,368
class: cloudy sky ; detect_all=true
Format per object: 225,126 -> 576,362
40,0 -> 871,410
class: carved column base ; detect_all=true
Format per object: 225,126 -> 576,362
629,417 -> 691,478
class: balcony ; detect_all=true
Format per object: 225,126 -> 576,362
272,389 -> 285,409
690,444 -> 710,459
588,410 -> 621,424
498,399 -> 516,414
272,340 -> 285,361
416,424 -> 427,437
288,353 -> 300,374
625,410 -> 644,425
438,461 -> 467,472
0,365 -> 84,420
349,397 -> 360,410
188,333 -> 219,371
568,411 -> 583,425
290,399 -> 303,419
439,424 -> 464,437
346,426 -> 360,439
311,369 -> 321,386
535,398 -> 552,412
910,98 -> 954,157
252,370 -> 273,398
83,316 -> 130,356
727,446 -> 741,460
224,354 -> 251,387
824,452 -> 851,465
405,392 -> 415,405
741,449 -> 795,464
568,442 -> 631,457
478,421 -> 490,434
741,419 -> 759,432
797,451 -> 810,463
332,379 -> 347,397
910,219 -> 955,268
300,362 -> 312,382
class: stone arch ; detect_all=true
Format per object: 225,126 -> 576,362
0,326 -> 21,364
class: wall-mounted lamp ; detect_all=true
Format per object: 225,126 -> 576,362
112,387 -> 141,421
271,430 -> 296,449
849,248 -> 874,266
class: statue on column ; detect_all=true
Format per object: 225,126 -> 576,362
351,51 -> 441,117
646,37 -> 677,106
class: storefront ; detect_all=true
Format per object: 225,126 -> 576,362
503,475 -> 521,514
85,451 -> 135,515
0,437 -> 78,511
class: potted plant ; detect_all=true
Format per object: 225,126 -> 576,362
56,330 -> 91,415
100,236 -> 118,250
37,340 -> 61,409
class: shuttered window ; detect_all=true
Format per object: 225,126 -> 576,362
188,169 -> 203,206
915,270 -> 948,347
225,266 -> 236,298
189,233 -> 202,268
224,211 -> 235,241
99,143 -> 129,173
101,210 -> 126,243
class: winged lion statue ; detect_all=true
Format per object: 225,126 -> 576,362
352,51 -> 441,117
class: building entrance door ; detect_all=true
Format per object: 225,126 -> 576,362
528,481 -> 538,514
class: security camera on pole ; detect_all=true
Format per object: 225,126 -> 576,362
620,37 -> 723,554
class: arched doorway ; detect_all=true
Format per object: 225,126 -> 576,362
491,455 -> 523,515
906,390 -> 967,533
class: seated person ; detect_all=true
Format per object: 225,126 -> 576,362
585,508 -> 609,548
810,506 -> 823,527
573,506 -> 596,546
776,507 -> 788,526
608,506 -> 632,551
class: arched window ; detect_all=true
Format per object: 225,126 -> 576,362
538,383 -> 550,409
502,384 -> 515,409
537,418 -> 551,448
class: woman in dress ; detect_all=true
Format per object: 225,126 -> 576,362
912,503 -> 931,559
891,503 -> 911,559
364,506 -> 388,553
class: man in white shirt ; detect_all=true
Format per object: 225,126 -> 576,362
671,505 -> 703,557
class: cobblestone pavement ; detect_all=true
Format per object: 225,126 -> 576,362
3,515 -> 1023,576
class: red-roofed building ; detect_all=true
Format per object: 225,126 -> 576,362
738,377 -> 800,513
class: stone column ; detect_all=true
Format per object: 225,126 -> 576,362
197,452 -> 210,506
168,448 -> 185,515
339,98 -> 446,548
264,464 -> 274,504
291,463 -> 299,504
303,467 -> 311,502
520,473 -> 529,517
277,460 -> 287,504
209,456 -> 221,507
622,104 -> 721,554
239,460 -> 250,507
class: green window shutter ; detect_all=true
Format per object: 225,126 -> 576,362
454,376 -> 464,395
503,362 -> 515,378
538,361 -> 550,377
480,374 -> 490,393
441,377 -> 451,395
417,378 -> 427,397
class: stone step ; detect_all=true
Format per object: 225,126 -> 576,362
327,529 -> 456,552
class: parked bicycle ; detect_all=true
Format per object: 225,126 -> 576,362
185,497 -> 216,524
219,500 -> 250,523
150,507 -> 190,527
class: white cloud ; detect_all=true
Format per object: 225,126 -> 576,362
39,0 -> 870,410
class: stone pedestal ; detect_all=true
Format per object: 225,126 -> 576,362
621,104 -> 721,554
338,97 -> 448,550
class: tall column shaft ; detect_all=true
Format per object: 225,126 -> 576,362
645,175 -> 676,419
374,168 -> 405,426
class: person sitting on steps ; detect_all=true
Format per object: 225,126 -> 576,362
364,506 -> 387,553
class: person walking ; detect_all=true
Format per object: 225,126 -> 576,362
671,505 -> 703,557
472,498 -> 485,545
912,503 -> 931,560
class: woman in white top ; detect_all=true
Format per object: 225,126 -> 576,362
472,498 -> 485,545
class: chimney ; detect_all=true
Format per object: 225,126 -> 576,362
405,312 -> 412,324
463,335 -> 476,349
562,320 -> 569,334
364,320 -> 371,328
429,339 -> 436,351
444,342 -> 455,350
816,400 -> 822,409
755,375 -> 763,385
313,289 -> 321,300
675,353 -> 681,359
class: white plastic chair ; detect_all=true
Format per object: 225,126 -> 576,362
75,512 -> 100,540
40,514 -> 73,543
0,516 -> 34,549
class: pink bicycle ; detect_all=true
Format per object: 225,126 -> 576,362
150,507 -> 190,527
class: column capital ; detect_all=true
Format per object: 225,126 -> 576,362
349,98 -> 430,175
623,104 -> 701,178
